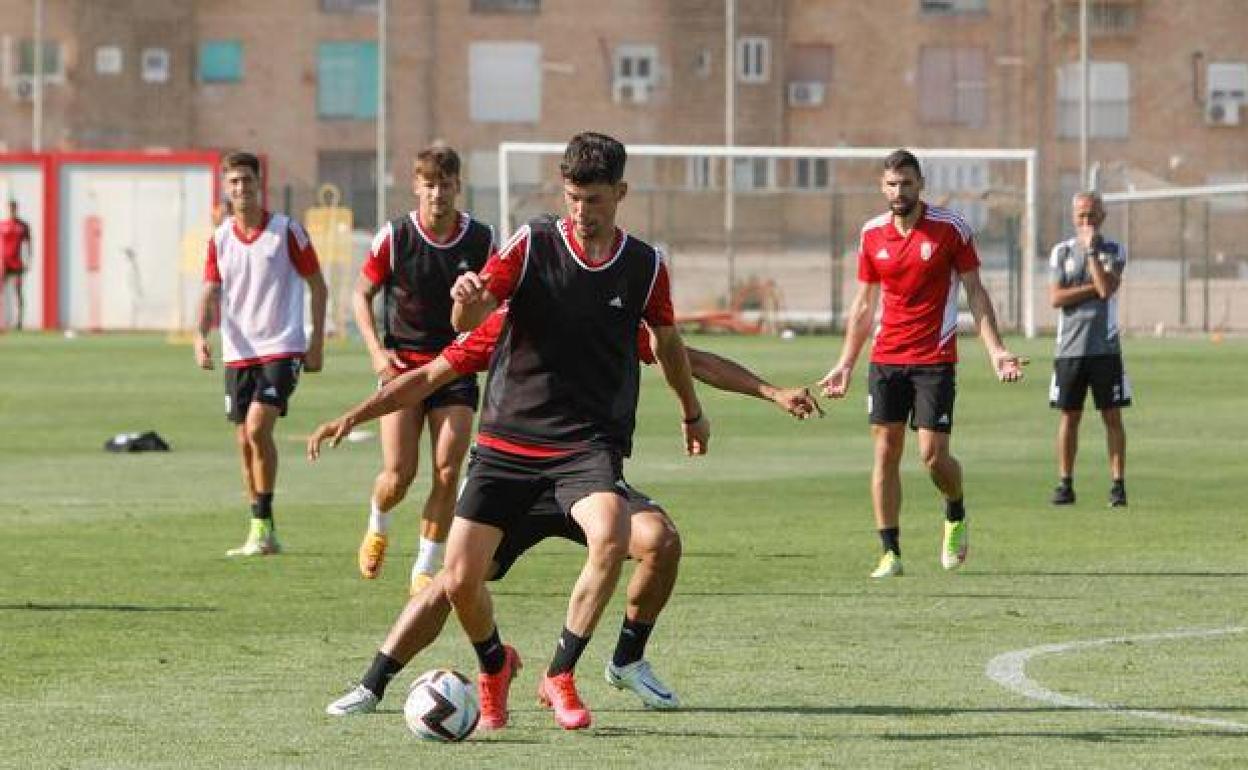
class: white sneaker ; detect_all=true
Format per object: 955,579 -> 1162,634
326,684 -> 380,716
605,659 -> 680,710
869,551 -> 903,578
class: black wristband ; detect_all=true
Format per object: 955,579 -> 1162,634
682,411 -> 702,425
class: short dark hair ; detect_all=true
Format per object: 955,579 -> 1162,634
222,151 -> 261,178
413,144 -> 460,181
882,149 -> 923,178
560,132 -> 626,185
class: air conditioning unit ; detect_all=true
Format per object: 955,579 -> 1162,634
787,81 -> 825,108
613,80 -> 652,105
1206,98 -> 1242,127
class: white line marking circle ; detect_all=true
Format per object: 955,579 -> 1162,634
986,626 -> 1248,732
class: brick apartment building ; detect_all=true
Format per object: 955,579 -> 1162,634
1,0 -> 1245,324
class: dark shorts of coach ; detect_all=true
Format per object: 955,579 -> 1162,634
378,372 -> 480,412
489,479 -> 663,581
1050,354 -> 1132,411
224,358 -> 302,423
456,444 -> 626,533
868,362 -> 957,433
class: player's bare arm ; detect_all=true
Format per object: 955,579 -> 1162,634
307,356 -> 460,460
685,347 -> 822,419
302,270 -> 329,373
1050,282 -> 1100,308
652,325 -> 709,455
351,273 -> 407,382
449,271 -> 496,331
193,281 -> 221,370
962,269 -> 1027,382
819,281 -> 879,398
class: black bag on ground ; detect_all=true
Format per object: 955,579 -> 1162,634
104,431 -> 172,453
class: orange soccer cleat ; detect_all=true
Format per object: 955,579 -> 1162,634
537,671 -> 592,730
476,645 -> 522,730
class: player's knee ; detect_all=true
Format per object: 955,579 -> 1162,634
919,445 -> 945,471
585,528 -> 630,566
439,564 -> 475,606
631,513 -> 680,566
430,462 -> 462,493
377,468 -> 416,499
1100,408 -> 1123,429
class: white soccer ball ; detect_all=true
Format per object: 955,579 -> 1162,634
404,669 -> 479,742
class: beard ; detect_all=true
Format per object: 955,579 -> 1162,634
889,198 -> 918,217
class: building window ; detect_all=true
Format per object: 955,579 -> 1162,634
922,159 -> 988,231
613,44 -> 658,104
199,41 -> 243,84
736,36 -> 769,84
733,157 -> 775,191
469,42 -> 541,123
95,46 -> 123,76
1060,1 -> 1138,35
920,0 -> 987,14
918,47 -> 986,127
471,0 -> 540,10
686,156 -> 718,190
320,0 -> 378,12
15,39 -> 65,82
1057,61 -> 1129,139
794,158 -> 830,191
318,42 -> 379,119
787,44 -> 833,107
141,48 -> 171,84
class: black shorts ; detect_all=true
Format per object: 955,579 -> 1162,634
381,373 -> 479,412
224,358 -> 302,423
455,445 -> 625,531
1050,354 -> 1132,411
868,362 -> 957,433
490,479 -> 662,580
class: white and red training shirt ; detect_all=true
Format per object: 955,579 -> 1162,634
857,204 -> 980,365
204,212 -> 321,367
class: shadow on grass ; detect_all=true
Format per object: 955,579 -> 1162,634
0,602 -> 218,612
971,571 -> 1248,578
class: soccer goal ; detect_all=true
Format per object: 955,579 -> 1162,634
1101,181 -> 1248,334
497,143 -> 1039,336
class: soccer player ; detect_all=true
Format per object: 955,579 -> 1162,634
819,149 -> 1025,578
0,200 -> 32,330
352,145 -> 493,593
314,306 -> 820,716
193,151 -> 328,556
1048,191 -> 1131,507
444,132 -> 709,730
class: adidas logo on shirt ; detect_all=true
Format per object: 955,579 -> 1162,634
937,414 -> 951,425
608,296 -> 624,308
875,248 -> 890,261
457,259 -> 469,271
262,386 -> 279,398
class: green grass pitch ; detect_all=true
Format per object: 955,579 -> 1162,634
1,331 -> 1245,768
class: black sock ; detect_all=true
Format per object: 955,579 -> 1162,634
945,498 -> 966,523
1059,476 -> 1073,489
879,527 -> 900,556
1111,478 -> 1125,491
253,493 -> 274,521
612,617 -> 654,668
473,628 -> 506,675
547,627 -> 590,677
360,651 -> 405,698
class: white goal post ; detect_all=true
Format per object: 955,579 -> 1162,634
499,143 -> 1039,336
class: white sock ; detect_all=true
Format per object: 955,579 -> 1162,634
368,499 -> 391,535
412,538 -> 445,577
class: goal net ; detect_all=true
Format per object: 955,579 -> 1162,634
496,143 -> 1039,336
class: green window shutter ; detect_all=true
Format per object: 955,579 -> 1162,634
199,41 -> 243,83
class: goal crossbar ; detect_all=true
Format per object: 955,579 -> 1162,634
498,142 -> 1039,336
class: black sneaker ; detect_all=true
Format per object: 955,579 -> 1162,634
1108,484 -> 1127,508
1051,484 -> 1076,505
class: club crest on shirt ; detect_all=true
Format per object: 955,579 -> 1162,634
875,248 -> 890,261
1064,256 -> 1076,275
920,241 -> 933,262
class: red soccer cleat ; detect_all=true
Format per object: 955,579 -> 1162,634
537,671 -> 592,730
476,645 -> 521,730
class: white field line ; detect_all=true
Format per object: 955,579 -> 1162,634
986,626 -> 1248,732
